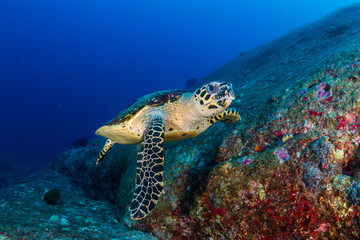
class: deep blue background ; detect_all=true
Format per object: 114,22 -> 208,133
0,0 -> 358,172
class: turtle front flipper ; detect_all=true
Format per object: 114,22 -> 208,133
96,139 -> 116,166
208,108 -> 241,125
130,115 -> 165,220
220,108 -> 241,123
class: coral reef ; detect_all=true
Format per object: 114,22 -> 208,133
302,137 -> 341,193
112,4 -> 360,239
124,58 -> 360,239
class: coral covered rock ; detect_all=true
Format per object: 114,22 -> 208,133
113,3 -> 360,239
348,179 -> 360,205
302,137 -> 342,193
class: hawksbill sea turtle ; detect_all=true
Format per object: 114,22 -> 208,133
95,81 -> 241,220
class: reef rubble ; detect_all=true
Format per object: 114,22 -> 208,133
0,167 -> 157,240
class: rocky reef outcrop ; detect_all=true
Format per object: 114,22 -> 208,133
50,138 -> 137,203
121,4 -> 360,239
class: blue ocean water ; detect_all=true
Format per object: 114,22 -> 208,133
0,0 -> 358,174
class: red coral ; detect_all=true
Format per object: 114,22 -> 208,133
274,130 -> 283,138
171,206 -> 181,216
206,204 -> 226,217
309,110 -> 323,118
326,96 -> 334,102
325,69 -> 335,77
336,114 -> 356,130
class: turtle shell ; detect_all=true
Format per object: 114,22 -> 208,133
106,89 -> 188,125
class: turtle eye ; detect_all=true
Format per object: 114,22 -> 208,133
206,83 -> 219,94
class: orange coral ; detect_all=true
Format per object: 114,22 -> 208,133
255,143 -> 264,152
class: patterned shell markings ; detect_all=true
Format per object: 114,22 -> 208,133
106,89 -> 188,125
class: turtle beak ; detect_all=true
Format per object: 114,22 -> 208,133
225,88 -> 235,100
215,83 -> 235,101
212,83 -> 234,108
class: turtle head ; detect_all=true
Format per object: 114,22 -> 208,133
193,81 -> 235,116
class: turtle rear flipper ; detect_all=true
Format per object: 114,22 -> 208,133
96,139 -> 116,165
130,115 -> 165,220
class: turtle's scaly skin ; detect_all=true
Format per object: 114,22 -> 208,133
95,81 -> 240,220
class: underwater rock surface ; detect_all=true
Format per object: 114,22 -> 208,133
50,138 -> 137,203
2,3 -> 360,240
0,168 -> 157,239
124,3 -> 360,239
